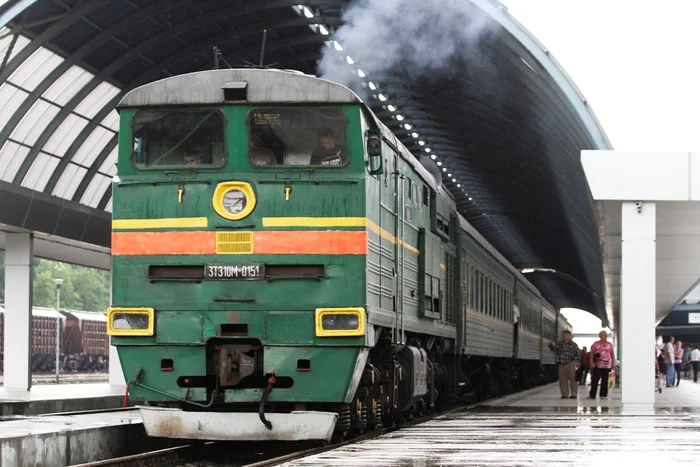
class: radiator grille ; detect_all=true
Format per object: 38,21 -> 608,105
216,232 -> 253,254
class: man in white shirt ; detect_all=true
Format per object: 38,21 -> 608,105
664,337 -> 676,387
690,346 -> 700,383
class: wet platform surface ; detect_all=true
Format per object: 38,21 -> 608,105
282,381 -> 700,466
0,409 -> 140,439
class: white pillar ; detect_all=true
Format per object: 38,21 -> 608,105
107,255 -> 125,386
3,233 -> 33,390
620,201 -> 656,405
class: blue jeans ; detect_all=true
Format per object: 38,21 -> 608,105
666,360 -> 675,386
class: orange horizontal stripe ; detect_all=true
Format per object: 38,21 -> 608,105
112,231 -> 216,256
111,231 -> 368,255
253,231 -> 367,255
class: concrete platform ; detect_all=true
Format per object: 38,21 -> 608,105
0,410 -> 141,466
0,383 -> 127,416
281,382 -> 700,466
0,407 -> 184,466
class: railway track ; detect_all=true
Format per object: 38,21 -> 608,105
75,394 -> 486,467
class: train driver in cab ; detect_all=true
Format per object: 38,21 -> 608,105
249,129 -> 277,166
310,128 -> 348,166
184,149 -> 203,166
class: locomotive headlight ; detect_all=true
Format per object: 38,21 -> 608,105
222,189 -> 247,215
107,308 -> 154,336
213,182 -> 256,220
315,308 -> 365,337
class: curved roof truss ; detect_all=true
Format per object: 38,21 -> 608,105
0,0 -> 612,324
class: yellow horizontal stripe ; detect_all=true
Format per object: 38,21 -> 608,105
401,241 -> 421,256
112,217 -> 208,230
366,219 -> 420,256
262,217 -> 367,227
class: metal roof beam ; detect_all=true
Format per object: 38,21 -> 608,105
13,6 -> 334,190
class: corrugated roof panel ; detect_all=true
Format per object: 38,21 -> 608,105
43,65 -> 94,106
52,162 -> 87,199
0,29 -> 31,63
20,152 -> 60,191
79,173 -> 112,208
98,146 -> 118,176
7,47 -> 63,91
0,141 -> 29,182
42,113 -> 89,157
9,100 -> 60,146
0,83 -> 29,134
101,109 -> 119,130
74,82 -> 121,119
71,125 -> 113,165
104,197 -> 113,213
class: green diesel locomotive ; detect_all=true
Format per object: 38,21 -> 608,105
109,69 -> 566,442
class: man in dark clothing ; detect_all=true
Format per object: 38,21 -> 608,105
310,128 -> 348,166
548,330 -> 581,399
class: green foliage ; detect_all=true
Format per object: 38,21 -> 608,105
0,250 -> 109,312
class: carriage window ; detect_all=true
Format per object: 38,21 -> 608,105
248,108 -> 348,167
131,110 -> 225,168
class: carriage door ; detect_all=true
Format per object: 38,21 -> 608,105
379,147 -> 400,338
393,151 -> 404,343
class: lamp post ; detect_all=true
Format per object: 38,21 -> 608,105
53,278 -> 63,384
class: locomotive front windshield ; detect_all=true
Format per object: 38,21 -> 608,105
248,108 -> 348,167
131,110 -> 226,168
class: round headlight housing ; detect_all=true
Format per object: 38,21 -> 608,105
212,182 -> 256,220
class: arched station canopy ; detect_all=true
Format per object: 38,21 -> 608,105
0,0 -> 612,325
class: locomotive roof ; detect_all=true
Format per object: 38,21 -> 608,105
117,69 -> 362,108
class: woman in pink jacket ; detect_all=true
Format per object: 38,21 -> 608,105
588,330 -> 615,399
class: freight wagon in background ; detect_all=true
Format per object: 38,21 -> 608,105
0,305 -> 109,374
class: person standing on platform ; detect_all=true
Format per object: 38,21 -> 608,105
689,345 -> 700,383
512,296 -> 520,356
588,330 -> 615,399
674,341 -> 684,386
664,337 -> 676,387
548,330 -> 581,399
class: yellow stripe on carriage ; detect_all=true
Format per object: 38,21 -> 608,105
366,219 -> 420,256
112,217 -> 208,229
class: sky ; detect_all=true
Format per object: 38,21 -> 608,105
504,0 -> 700,152
501,1 -> 700,338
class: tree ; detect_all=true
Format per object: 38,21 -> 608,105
0,254 -> 109,311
